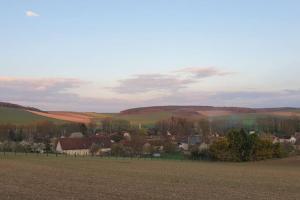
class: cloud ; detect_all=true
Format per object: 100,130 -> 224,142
1,76 -> 299,112
112,74 -> 195,94
175,67 -> 231,78
25,10 -> 39,17
150,89 -> 300,108
0,77 -> 83,92
0,77 -> 132,112
0,77 -> 84,109
110,67 -> 231,95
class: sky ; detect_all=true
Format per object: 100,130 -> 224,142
1,0 -> 300,112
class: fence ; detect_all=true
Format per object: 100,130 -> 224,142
0,150 -> 189,161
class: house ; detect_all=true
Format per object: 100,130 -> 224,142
178,142 -> 189,151
56,135 -> 112,155
272,136 -> 280,144
123,132 -> 131,140
178,135 -> 202,151
289,136 -> 297,144
249,131 -> 256,135
278,136 -> 297,144
198,142 -> 209,151
69,132 -> 84,138
188,135 -> 202,146
177,136 -> 188,151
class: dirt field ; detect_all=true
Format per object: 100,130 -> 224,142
197,110 -> 234,117
28,111 -> 92,124
0,155 -> 299,200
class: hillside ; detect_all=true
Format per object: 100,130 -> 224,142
121,106 -> 300,115
119,106 -> 300,126
0,102 -> 93,124
0,102 -> 42,112
1,102 -> 300,125
0,107 -> 65,124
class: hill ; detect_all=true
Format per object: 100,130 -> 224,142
0,102 -> 42,112
1,102 -> 300,126
121,105 -> 300,115
118,106 -> 300,126
0,102 -> 92,124
0,107 -> 65,125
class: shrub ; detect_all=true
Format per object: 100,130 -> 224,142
209,138 -> 232,161
163,142 -> 178,154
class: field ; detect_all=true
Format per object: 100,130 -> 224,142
0,154 -> 299,200
1,104 -> 300,126
28,111 -> 92,124
115,111 -> 176,125
0,107 -> 65,125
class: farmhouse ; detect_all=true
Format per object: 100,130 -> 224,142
56,135 -> 111,155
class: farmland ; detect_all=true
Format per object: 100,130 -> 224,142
28,110 -> 92,124
0,154 -> 299,200
1,104 -> 300,126
0,107 -> 65,125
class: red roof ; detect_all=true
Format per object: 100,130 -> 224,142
58,136 -> 111,150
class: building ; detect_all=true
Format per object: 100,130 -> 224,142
188,135 -> 202,146
56,135 -> 111,155
69,132 -> 84,138
278,136 -> 297,144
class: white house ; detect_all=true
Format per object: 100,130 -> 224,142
56,138 -> 90,155
56,135 -> 112,156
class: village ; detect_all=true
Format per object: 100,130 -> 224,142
54,130 -> 300,159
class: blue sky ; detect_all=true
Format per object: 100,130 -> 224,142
1,0 -> 300,111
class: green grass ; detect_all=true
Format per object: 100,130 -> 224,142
110,112 -> 290,127
0,107 -> 65,125
0,153 -> 299,200
211,113 -> 291,128
115,111 -> 175,125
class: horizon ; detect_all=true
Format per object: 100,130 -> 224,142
1,0 -> 300,112
2,101 -> 300,113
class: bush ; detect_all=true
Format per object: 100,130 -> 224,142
111,143 -> 133,157
163,142 -> 178,154
208,129 -> 290,162
190,145 -> 211,160
209,138 -> 232,161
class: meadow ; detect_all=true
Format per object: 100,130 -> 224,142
0,154 -> 299,200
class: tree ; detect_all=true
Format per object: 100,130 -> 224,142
155,117 -> 195,137
90,143 -> 100,155
195,119 -> 210,143
227,129 -> 254,161
209,138 -> 231,161
163,141 -> 177,154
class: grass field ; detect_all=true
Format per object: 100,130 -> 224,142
0,154 -> 299,200
0,107 -> 65,124
115,111 -> 176,125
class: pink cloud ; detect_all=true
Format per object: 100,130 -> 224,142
175,67 -> 232,78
